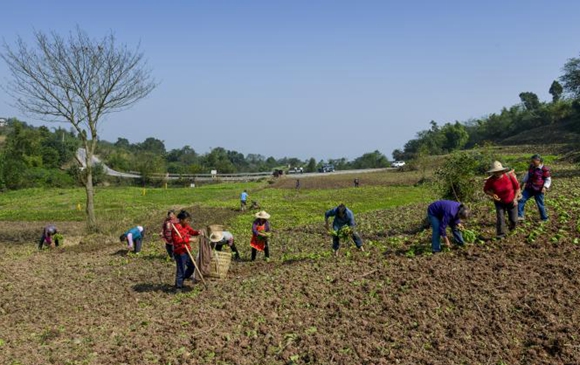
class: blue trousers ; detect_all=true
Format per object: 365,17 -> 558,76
428,214 -> 464,253
174,253 -> 195,288
518,188 -> 548,221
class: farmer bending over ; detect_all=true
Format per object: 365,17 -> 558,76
426,200 -> 470,253
325,204 -> 364,256
171,210 -> 203,290
120,226 -> 145,254
209,230 -> 241,261
39,224 -> 59,249
251,211 -> 271,261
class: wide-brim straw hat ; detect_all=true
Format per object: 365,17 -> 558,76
209,231 -> 224,243
255,210 -> 271,219
487,161 -> 509,173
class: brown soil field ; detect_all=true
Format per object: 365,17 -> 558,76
2,173 -> 580,364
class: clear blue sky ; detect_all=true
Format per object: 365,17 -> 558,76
1,0 -> 579,160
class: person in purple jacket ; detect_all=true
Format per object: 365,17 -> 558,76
427,200 -> 470,253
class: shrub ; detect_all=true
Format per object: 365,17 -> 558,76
435,151 -> 485,202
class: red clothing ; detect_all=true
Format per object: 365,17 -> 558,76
161,217 -> 179,244
250,220 -> 269,251
525,165 -> 550,192
484,172 -> 520,204
170,222 -> 200,255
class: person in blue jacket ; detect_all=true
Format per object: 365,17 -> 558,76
324,204 -> 364,256
427,200 -> 470,253
120,226 -> 145,254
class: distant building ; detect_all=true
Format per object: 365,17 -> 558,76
0,118 -> 6,127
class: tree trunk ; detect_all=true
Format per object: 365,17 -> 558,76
85,169 -> 97,232
84,144 -> 98,233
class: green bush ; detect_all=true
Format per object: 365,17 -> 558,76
435,151 -> 486,202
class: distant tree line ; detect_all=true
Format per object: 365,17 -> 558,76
393,54 -> 580,161
0,120 -> 391,190
0,120 -> 80,189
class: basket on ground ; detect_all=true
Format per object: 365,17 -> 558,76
208,250 -> 231,279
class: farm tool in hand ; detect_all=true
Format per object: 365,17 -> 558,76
170,223 -> 208,289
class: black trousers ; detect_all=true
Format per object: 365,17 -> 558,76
494,201 -> 518,236
251,245 -> 269,260
215,243 -> 240,258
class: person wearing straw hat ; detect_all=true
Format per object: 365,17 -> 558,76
251,211 -> 271,261
171,210 -> 203,289
518,154 -> 551,222
209,230 -> 241,261
324,204 -> 364,256
484,161 -> 521,239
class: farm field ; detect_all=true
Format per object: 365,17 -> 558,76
1,165 -> 580,364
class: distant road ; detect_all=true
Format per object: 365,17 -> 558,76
76,149 -> 141,178
76,148 -> 397,181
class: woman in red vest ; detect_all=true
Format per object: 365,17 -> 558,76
251,211 -> 271,261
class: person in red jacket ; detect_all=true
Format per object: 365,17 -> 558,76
484,161 -> 521,239
161,210 -> 178,259
170,210 -> 202,289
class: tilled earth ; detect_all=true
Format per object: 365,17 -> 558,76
2,190 -> 580,364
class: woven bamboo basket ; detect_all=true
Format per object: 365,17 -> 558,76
208,250 -> 232,279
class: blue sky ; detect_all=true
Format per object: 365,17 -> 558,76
1,0 -> 579,160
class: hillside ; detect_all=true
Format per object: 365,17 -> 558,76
500,118 -> 580,146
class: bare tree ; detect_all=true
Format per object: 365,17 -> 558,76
1,27 -> 157,232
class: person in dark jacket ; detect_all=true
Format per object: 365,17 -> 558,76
427,200 -> 470,253
518,154 -> 551,222
324,204 -> 364,256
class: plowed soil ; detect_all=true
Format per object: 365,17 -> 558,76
2,180 -> 580,364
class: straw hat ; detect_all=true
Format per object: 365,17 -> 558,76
255,210 -> 271,219
487,161 -> 508,173
209,231 -> 224,243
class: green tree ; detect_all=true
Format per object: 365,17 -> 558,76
392,149 -> 404,161
114,138 -> 131,150
549,80 -> 563,103
2,27 -> 157,231
440,122 -> 469,152
519,92 -> 541,111
351,150 -> 389,169
560,55 -> 580,98
139,137 -> 166,155
306,157 -> 317,172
